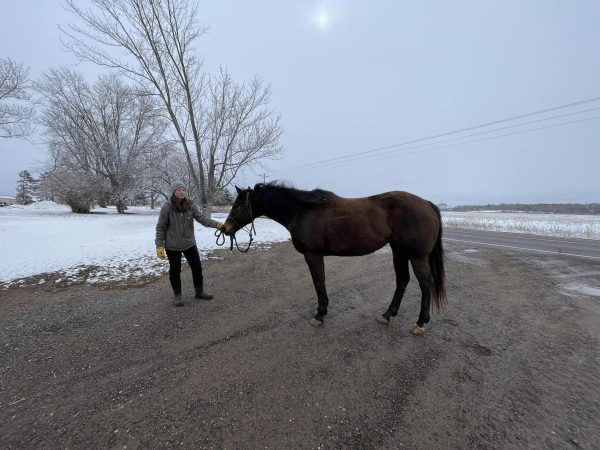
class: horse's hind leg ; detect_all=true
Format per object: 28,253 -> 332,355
409,257 -> 433,335
378,246 -> 409,325
303,252 -> 329,327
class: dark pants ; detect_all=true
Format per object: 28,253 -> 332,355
166,245 -> 203,294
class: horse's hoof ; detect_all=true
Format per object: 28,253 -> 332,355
410,324 -> 425,335
310,318 -> 323,327
377,315 -> 389,325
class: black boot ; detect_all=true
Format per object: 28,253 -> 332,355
173,292 -> 184,306
195,288 -> 213,300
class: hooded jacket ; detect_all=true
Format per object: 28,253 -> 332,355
155,200 -> 220,251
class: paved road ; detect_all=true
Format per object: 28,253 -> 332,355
444,228 -> 600,261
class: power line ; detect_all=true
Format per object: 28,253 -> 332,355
272,95 -> 600,173
281,106 -> 600,173
296,114 -> 600,174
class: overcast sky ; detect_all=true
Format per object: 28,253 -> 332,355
1,1 -> 599,205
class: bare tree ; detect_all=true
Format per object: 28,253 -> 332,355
36,171 -> 55,202
200,68 -> 282,207
62,0 -> 282,211
43,140 -> 102,212
137,140 -> 190,208
0,58 -> 35,139
37,69 -> 167,213
48,170 -> 101,213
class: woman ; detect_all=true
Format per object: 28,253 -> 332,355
155,181 -> 224,306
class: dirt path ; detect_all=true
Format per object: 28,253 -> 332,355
1,241 -> 599,449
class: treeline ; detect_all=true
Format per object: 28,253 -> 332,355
448,203 -> 600,215
11,168 -> 235,210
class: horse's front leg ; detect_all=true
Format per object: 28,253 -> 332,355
303,252 -> 329,326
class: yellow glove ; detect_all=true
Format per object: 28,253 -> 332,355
156,246 -> 166,260
216,222 -> 224,230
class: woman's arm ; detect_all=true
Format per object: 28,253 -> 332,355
192,204 -> 221,228
155,204 -> 170,247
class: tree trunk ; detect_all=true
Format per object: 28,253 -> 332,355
115,199 -> 126,214
205,190 -> 215,216
98,193 -> 107,208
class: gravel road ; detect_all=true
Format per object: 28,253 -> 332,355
1,240 -> 599,449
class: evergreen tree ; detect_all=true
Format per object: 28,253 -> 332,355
15,169 -> 35,205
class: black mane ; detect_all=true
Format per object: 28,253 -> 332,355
254,181 -> 332,207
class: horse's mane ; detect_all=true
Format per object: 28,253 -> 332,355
254,181 -> 332,207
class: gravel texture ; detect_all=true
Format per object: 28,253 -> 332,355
1,241 -> 599,449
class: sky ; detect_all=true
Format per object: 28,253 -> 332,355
1,0 -> 599,205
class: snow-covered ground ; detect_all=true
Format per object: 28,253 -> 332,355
1,202 -> 599,288
0,202 -> 289,288
442,211 -> 600,239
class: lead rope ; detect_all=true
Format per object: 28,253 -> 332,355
214,196 -> 256,253
234,221 -> 256,253
214,228 -> 227,247
215,221 -> 255,253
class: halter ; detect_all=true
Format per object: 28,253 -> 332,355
215,192 -> 256,253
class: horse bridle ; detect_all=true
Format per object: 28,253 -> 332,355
215,192 -> 256,253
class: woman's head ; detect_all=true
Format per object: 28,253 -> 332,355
169,181 -> 191,210
170,181 -> 187,198
173,187 -> 187,199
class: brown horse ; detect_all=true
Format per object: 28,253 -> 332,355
223,182 -> 446,335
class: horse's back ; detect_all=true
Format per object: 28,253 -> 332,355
328,191 -> 439,242
291,191 -> 439,257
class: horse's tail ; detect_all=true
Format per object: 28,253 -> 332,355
428,201 -> 447,310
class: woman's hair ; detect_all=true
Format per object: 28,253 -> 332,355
171,194 -> 192,211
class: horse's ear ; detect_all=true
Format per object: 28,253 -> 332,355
235,185 -> 242,194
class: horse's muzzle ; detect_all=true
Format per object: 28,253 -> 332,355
222,220 -> 236,236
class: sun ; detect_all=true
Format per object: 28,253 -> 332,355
312,7 -> 331,29
316,11 -> 330,28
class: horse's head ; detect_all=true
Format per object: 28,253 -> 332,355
223,185 -> 261,236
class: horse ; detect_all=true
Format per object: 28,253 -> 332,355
222,182 -> 446,335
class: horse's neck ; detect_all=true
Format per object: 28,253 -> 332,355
260,191 -> 299,229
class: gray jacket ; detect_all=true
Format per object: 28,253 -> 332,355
155,201 -> 220,251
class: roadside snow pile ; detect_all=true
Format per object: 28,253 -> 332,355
0,202 -> 289,288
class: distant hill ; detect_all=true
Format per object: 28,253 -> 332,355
447,203 -> 600,215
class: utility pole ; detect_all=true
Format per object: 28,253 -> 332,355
262,173 -> 269,184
